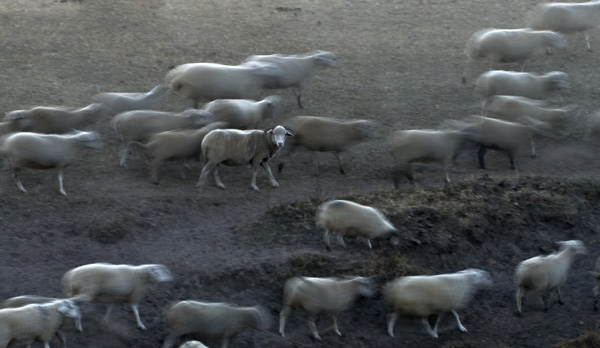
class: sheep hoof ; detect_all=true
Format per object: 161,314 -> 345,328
340,168 -> 346,175
325,245 -> 332,252
60,190 -> 68,197
251,185 -> 259,191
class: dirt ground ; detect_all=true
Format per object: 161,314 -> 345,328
2,0 -> 600,347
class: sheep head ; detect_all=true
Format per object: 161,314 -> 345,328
56,299 -> 82,319
146,264 -> 173,282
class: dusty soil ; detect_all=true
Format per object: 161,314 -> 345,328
2,0 -> 600,347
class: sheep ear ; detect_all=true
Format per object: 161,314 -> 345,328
265,128 -> 273,134
285,130 -> 294,137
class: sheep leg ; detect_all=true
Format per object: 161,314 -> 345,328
451,310 -> 467,332
308,315 -> 321,340
220,337 -> 230,348
542,292 -> 551,312
292,86 -> 303,109
250,163 -> 260,191
213,166 -> 225,189
58,169 -> 67,196
366,239 -> 372,249
336,233 -> 347,249
279,306 -> 291,337
442,162 -> 451,183
477,147 -> 488,169
556,287 -> 564,305
507,151 -> 516,170
387,312 -> 397,337
530,140 -> 536,158
56,330 -> 67,348
333,152 -> 345,175
197,161 -> 218,189
431,314 -> 443,336
118,144 -> 130,168
132,303 -> 147,330
260,161 -> 279,188
585,32 -> 592,51
161,334 -> 178,348
332,315 -> 342,336
149,160 -> 161,184
324,230 -> 333,251
515,288 -> 524,315
422,316 -> 438,338
12,168 -> 27,193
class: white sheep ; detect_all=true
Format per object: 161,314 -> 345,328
127,122 -> 228,184
279,276 -> 374,340
61,262 -> 173,330
0,130 -> 103,196
515,240 -> 586,315
484,95 -> 578,130
202,96 -> 281,130
278,115 -> 376,175
4,103 -> 106,134
315,199 -> 399,251
462,28 -> 568,83
93,84 -> 169,116
387,129 -> 474,186
164,61 -> 282,108
384,269 -> 492,338
0,299 -> 81,348
475,70 -> 569,101
197,125 -> 293,191
179,341 -> 209,348
243,50 -> 338,108
111,108 -> 214,167
447,116 -> 553,170
163,300 -> 270,348
590,256 -> 600,311
531,1 -> 600,51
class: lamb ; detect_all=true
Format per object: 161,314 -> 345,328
384,269 -> 492,338
462,28 -> 568,83
164,61 -> 282,108
515,240 -> 586,315
61,262 -> 173,330
202,96 -> 281,130
4,103 -> 106,134
279,276 -> 374,340
0,130 -> 103,196
197,125 -> 293,191
242,50 -> 338,108
484,95 -> 578,130
162,300 -> 270,348
278,116 -> 376,175
111,108 -> 214,167
127,122 -> 228,184
475,70 -> 569,101
447,116 -> 553,171
531,1 -> 600,51
0,295 -> 82,348
315,199 -> 399,251
590,256 -> 600,311
93,84 -> 169,116
0,298 -> 81,348
387,129 -> 474,186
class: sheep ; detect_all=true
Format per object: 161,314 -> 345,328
111,108 -> 214,167
315,199 -> 399,251
590,256 -> 600,311
462,28 -> 568,83
515,240 -> 586,315
278,116 -> 376,175
4,103 -> 106,134
0,298 -> 81,348
475,70 -> 570,101
197,125 -> 293,191
93,84 -> 169,116
446,116 -> 553,171
0,295 -> 82,348
61,262 -> 173,330
242,50 -> 338,108
179,341 -> 209,348
484,95 -> 578,131
163,300 -> 270,348
127,122 -> 228,184
0,112 -> 32,137
279,276 -> 374,340
0,130 -> 103,196
531,1 -> 600,51
202,96 -> 281,130
164,61 -> 282,108
384,269 -> 492,338
387,129 -> 474,186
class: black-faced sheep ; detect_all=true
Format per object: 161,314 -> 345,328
93,84 -> 169,116
61,263 -> 173,330
164,62 -> 282,108
515,240 -> 586,315
0,299 -> 81,348
475,70 -> 569,101
278,115 -> 376,175
4,103 -> 106,134
531,1 -> 600,51
484,95 -> 578,130
202,96 -> 281,130
279,276 -> 374,340
242,50 -> 338,108
462,28 -> 567,83
0,130 -> 103,196
197,125 -> 293,191
387,129 -> 474,186
163,300 -> 270,348
315,199 -> 399,251
384,269 -> 492,338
